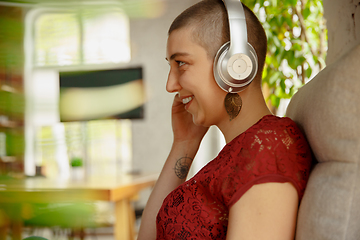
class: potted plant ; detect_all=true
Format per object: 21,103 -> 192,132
70,157 -> 84,180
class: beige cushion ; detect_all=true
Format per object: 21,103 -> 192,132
286,44 -> 360,240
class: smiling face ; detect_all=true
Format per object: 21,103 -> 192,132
166,28 -> 227,127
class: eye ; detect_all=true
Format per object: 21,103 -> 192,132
177,61 -> 186,67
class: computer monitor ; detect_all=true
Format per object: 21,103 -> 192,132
59,67 -> 144,122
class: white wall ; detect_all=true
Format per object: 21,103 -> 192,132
128,0 -> 229,208
129,0 -> 201,174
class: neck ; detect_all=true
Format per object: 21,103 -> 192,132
217,85 -> 273,143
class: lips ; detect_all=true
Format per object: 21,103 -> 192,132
182,96 -> 193,104
181,95 -> 194,110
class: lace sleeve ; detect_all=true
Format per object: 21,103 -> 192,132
216,118 -> 312,208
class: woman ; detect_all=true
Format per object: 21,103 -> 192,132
138,0 -> 312,239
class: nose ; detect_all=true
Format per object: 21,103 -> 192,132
166,69 -> 182,93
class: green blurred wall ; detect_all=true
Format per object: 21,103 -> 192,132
0,5 -> 25,176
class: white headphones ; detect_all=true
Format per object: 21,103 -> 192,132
213,0 -> 258,93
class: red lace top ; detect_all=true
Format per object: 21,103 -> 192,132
156,115 -> 312,240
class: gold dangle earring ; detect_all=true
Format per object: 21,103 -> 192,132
224,89 -> 242,121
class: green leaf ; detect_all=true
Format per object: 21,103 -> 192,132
269,71 -> 281,85
294,56 -> 307,67
273,36 -> 281,47
284,16 -> 294,28
305,67 -> 312,79
249,0 -> 327,112
280,79 -> 287,92
270,94 -> 281,108
271,0 -> 278,7
303,8 -> 311,19
276,15 -> 283,27
262,66 -> 268,79
291,42 -> 302,51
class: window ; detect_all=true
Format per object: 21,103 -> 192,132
29,7 -> 133,178
34,8 -> 130,67
36,120 -> 133,178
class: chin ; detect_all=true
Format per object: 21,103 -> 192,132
192,114 -> 212,127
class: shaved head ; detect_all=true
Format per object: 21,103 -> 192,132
168,0 -> 267,83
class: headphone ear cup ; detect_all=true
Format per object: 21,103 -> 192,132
213,42 -> 231,92
213,42 -> 258,93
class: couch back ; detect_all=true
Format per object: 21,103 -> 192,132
286,44 -> 360,240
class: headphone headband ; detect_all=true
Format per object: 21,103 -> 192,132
223,0 -> 248,56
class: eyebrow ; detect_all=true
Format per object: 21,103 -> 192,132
165,52 -> 191,62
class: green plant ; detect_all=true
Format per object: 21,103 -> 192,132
70,157 -> 83,167
242,0 -> 327,112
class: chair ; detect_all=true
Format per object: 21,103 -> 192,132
286,43 -> 360,239
23,201 -> 117,240
0,200 -> 112,240
23,237 -> 48,240
23,202 -> 98,239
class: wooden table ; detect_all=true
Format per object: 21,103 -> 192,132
0,173 -> 158,240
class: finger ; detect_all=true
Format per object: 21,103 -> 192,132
172,94 -> 185,112
173,93 -> 182,104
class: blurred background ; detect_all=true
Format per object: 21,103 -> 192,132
0,0 -> 326,239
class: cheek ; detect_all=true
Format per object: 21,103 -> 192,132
201,89 -> 226,114
177,71 -> 193,88
194,95 -> 226,127
196,73 -> 226,107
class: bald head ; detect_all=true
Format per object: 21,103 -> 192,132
168,0 -> 267,83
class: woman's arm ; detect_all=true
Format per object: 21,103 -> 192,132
137,94 -> 208,240
226,182 -> 299,240
137,141 -> 200,240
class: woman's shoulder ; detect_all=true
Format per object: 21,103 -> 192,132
251,115 -> 303,138
222,115 -> 308,156
215,115 -> 312,206
228,115 -> 310,154
257,114 -> 297,129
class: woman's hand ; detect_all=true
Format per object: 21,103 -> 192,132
171,94 -> 209,146
138,94 -> 208,240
